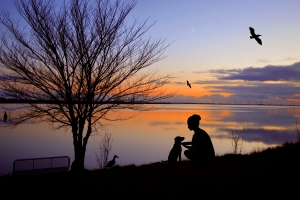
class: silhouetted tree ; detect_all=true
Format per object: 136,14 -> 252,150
0,0 -> 174,171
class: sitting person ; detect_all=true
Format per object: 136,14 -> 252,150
181,114 -> 215,165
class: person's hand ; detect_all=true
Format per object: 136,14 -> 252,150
181,142 -> 191,146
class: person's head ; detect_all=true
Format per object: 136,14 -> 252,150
187,114 -> 201,131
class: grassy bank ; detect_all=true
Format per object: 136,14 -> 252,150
1,141 -> 300,198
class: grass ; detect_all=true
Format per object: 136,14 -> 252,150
1,141 -> 300,198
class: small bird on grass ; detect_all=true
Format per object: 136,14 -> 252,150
4,111 -> 7,122
105,155 -> 119,168
187,81 -> 191,88
249,27 -> 262,45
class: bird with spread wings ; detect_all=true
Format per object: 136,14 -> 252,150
187,81 -> 191,88
249,27 -> 262,45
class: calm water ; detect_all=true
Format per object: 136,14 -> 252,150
1,104 -> 299,176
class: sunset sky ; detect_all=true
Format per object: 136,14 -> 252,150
1,0 -> 300,104
1,0 -> 300,175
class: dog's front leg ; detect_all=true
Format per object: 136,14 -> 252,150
179,151 -> 181,162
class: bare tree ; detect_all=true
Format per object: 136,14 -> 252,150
230,130 -> 244,154
0,0 -> 174,171
94,132 -> 113,169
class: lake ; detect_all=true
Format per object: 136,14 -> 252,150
1,104 -> 299,176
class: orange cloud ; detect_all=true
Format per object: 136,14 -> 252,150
286,98 -> 300,102
165,83 -> 231,98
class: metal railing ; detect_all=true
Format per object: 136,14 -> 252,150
13,156 -> 70,175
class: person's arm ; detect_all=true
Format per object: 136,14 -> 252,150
181,141 -> 192,149
182,142 -> 192,145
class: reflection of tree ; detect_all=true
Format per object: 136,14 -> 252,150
296,120 -> 300,142
231,130 -> 244,154
0,0 -> 174,171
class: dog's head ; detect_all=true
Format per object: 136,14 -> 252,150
174,136 -> 185,143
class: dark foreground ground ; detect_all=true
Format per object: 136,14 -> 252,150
1,141 -> 300,199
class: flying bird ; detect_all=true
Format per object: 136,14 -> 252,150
187,81 -> 191,88
3,111 -> 7,122
105,155 -> 119,168
249,27 -> 262,45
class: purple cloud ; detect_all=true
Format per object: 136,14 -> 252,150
0,75 -> 25,81
214,128 -> 296,145
213,62 -> 300,81
207,82 -> 300,98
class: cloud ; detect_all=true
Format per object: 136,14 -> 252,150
160,82 -> 300,103
149,121 -> 170,126
278,57 -> 300,61
172,81 -> 186,85
213,128 -> 296,145
149,121 -> 185,126
162,62 -> 300,103
0,75 -> 25,81
163,128 -> 178,131
208,69 -> 242,74
207,82 -> 300,98
193,70 -> 207,74
214,62 -> 300,81
192,80 -> 237,85
256,59 -> 269,63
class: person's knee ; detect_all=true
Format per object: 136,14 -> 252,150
184,150 -> 192,160
184,150 -> 189,156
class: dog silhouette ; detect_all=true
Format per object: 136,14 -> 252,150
162,136 -> 185,163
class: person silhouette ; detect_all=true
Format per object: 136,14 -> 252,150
181,114 -> 215,165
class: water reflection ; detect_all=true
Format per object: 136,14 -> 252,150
0,104 -> 299,176
148,105 -> 299,144
205,105 -> 299,144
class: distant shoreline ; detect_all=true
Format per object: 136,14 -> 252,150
0,99 -> 299,106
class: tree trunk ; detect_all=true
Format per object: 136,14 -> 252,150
71,124 -> 86,172
71,146 -> 86,172
71,119 -> 91,172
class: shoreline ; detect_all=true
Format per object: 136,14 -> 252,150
0,99 -> 299,107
